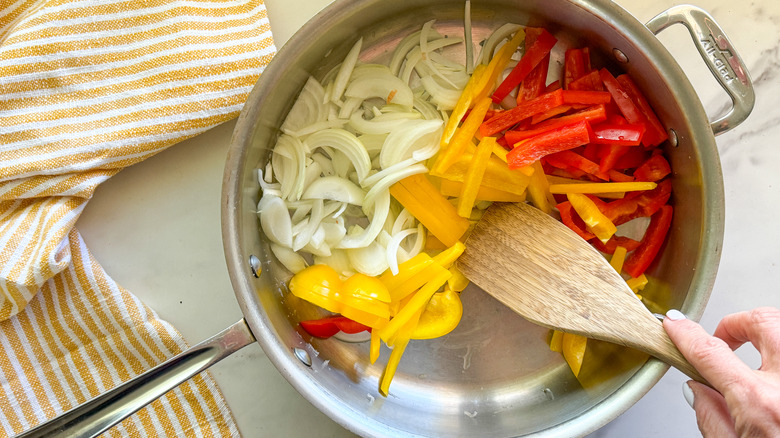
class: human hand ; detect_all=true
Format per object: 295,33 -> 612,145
664,307 -> 780,437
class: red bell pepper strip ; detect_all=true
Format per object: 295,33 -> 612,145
492,28 -> 558,103
598,144 -> 631,174
607,169 -> 634,182
616,74 -> 668,147
611,146 -> 649,170
556,201 -> 595,240
530,104 -> 572,124
590,235 -> 642,254
624,205 -> 674,278
590,122 -> 646,146
599,179 -> 672,225
506,120 -> 594,169
544,150 -> 608,180
504,104 -> 607,145
567,70 -> 603,91
563,48 -> 589,89
517,28 -> 550,103
299,315 -> 372,338
599,68 -> 652,131
480,89 -> 565,137
562,90 -> 611,105
633,153 -> 671,182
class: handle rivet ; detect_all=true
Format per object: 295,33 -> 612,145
668,129 -> 679,147
294,348 -> 312,367
249,255 -> 261,278
612,48 -> 629,63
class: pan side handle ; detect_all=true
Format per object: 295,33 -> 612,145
646,5 -> 755,136
15,319 -> 256,438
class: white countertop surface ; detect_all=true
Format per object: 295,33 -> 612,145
75,0 -> 780,436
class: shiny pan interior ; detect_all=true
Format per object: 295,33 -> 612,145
223,0 -> 723,436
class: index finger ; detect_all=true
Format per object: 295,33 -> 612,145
664,314 -> 755,398
713,308 -> 780,369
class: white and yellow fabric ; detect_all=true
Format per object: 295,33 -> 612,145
0,0 -> 275,436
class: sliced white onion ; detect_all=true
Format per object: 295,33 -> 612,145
345,70 -> 414,109
290,201 -> 313,223
273,134 -> 306,201
304,128 -> 372,183
337,190 -> 390,249
330,38 -> 363,103
271,243 -> 307,274
363,164 -> 427,209
392,208 -> 416,235
347,239 -> 389,276
302,176 -> 365,206
357,133 -> 389,157
321,220 -> 347,247
389,30 -> 424,76
420,75 -> 463,110
256,169 -> 282,198
314,249 -> 354,279
464,0 -> 474,74
386,227 -> 419,275
281,76 -> 327,133
348,111 -> 421,135
310,152 -> 335,177
475,23 -> 522,66
338,96 -> 364,119
379,119 -> 442,169
413,96 -> 442,121
293,199 -> 324,251
283,119 -> 347,138
258,194 -> 293,248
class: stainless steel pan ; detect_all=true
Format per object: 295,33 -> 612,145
19,1 -> 753,437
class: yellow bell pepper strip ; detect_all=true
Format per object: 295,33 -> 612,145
609,245 -> 628,274
526,160 -> 556,214
438,178 -> 524,202
431,241 -> 466,268
288,265 -> 343,314
378,307 -> 422,396
457,136 -> 497,217
379,253 -> 434,292
379,266 -> 451,344
549,330 -> 564,353
473,28 -> 526,101
432,154 -> 530,196
411,286 -> 463,339
389,174 -> 469,247
424,231 -> 448,251
562,332 -> 588,377
339,274 -> 392,320
626,274 -> 648,293
441,64 -> 488,147
447,266 -> 469,292
549,181 -> 657,195
370,328 -> 381,364
567,192 -> 617,243
432,97 -> 492,175
546,175 -> 625,199
388,263 -> 447,304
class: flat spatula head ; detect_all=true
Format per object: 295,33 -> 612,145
457,202 -> 706,384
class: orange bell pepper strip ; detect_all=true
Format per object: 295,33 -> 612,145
438,178 -> 524,202
433,154 -> 530,195
457,136 -> 497,217
441,64 -> 488,147
389,174 -> 469,247
609,245 -> 628,273
433,97 -> 492,174
549,330 -> 564,352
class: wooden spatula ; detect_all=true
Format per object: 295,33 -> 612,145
457,201 -> 707,384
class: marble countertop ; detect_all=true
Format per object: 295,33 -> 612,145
75,0 -> 780,436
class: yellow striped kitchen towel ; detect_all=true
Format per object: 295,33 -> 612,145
0,0 -> 275,436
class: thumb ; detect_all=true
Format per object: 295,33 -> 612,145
685,381 -> 737,438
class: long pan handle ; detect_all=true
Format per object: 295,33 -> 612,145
16,319 -> 256,438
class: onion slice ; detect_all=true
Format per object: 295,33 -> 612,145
330,38 -> 363,103
302,176 -> 365,205
337,190 -> 390,249
345,70 -> 414,109
379,119 -> 442,169
258,194 -> 293,248
305,128 -> 372,183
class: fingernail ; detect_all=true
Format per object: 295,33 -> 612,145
682,382 -> 695,408
666,309 -> 687,321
